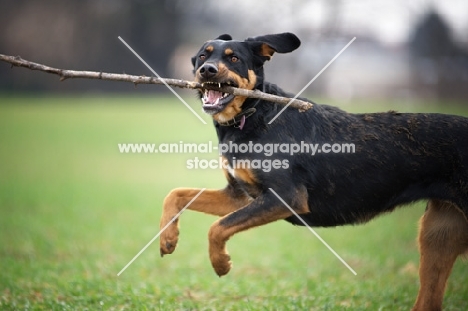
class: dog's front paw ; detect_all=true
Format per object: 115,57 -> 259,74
159,217 -> 179,256
210,250 -> 232,276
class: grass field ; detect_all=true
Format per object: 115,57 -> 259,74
0,95 -> 467,310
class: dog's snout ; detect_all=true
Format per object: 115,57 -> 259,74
199,63 -> 218,79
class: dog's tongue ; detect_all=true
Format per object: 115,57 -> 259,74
204,90 -> 223,105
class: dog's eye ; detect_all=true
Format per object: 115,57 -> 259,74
230,56 -> 239,63
199,54 -> 206,61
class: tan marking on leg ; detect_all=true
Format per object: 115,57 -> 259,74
208,185 -> 309,276
412,199 -> 468,311
208,207 -> 293,276
159,187 -> 250,255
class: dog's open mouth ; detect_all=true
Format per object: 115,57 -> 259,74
201,82 -> 236,115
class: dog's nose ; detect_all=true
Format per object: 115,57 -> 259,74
199,63 -> 218,79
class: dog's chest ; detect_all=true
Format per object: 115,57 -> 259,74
223,158 -> 262,198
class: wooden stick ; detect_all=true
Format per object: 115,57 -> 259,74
0,53 -> 313,111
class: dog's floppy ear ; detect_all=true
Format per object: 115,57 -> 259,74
247,32 -> 301,61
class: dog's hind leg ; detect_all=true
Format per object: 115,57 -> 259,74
412,199 -> 468,311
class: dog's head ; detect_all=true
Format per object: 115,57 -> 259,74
192,33 -> 300,122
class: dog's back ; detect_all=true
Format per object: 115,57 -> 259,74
219,80 -> 468,226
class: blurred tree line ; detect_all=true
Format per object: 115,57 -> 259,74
1,1 -> 467,101
410,11 -> 468,100
0,0 -> 182,92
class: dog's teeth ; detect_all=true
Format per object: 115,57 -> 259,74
218,83 -> 221,88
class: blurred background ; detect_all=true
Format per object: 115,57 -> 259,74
2,1 -> 468,309
1,0 -> 468,102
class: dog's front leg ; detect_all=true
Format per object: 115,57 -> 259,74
208,185 -> 309,276
160,186 -> 250,256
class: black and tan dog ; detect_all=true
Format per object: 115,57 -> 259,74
160,32 -> 468,310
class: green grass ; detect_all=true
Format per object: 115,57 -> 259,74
0,95 -> 467,310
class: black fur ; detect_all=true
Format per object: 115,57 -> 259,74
192,33 -> 468,227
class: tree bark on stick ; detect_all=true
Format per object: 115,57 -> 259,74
0,54 -> 313,112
